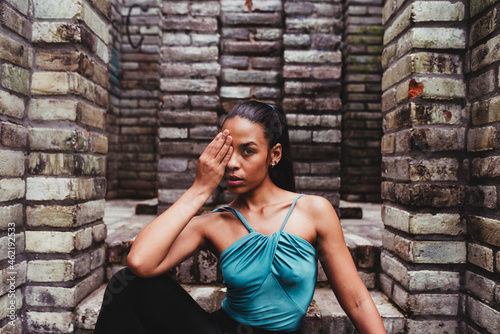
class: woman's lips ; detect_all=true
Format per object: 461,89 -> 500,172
226,175 -> 243,187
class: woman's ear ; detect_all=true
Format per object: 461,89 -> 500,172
270,143 -> 282,164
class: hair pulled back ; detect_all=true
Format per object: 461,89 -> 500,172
225,100 -> 295,192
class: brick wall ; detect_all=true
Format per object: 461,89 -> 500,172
380,0 -> 467,332
158,0 -> 221,213
284,0 -> 343,207
107,0 -> 161,199
381,0 -> 500,332
0,0 -> 110,332
341,0 -> 383,202
0,0 -> 30,331
466,1 -> 500,332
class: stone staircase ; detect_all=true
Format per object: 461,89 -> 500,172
74,200 -> 406,333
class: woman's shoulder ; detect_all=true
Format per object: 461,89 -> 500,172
297,193 -> 335,211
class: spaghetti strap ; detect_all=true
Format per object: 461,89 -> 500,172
279,194 -> 304,231
213,207 -> 255,233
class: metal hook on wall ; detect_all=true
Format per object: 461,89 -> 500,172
126,4 -> 149,49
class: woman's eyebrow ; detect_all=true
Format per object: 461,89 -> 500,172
239,141 -> 258,148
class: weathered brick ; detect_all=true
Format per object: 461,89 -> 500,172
407,184 -> 465,207
162,2 -> 188,14
283,34 -> 311,47
164,17 -> 218,32
467,296 -> 500,334
381,157 -> 410,181
410,128 -> 465,152
467,216 -> 500,247
160,78 -> 217,93
467,126 -> 496,152
286,18 -> 339,33
409,158 -> 459,182
160,111 -> 218,125
410,103 -> 462,125
381,251 -> 460,291
382,53 -> 463,91
93,134 -> 108,154
222,69 -> 278,84
27,311 -> 74,333
384,2 -> 464,46
0,150 -> 24,177
1,122 -> 27,148
471,96 -> 500,125
26,268 -> 103,308
471,156 -> 500,179
381,134 -> 395,154
77,102 -> 106,129
220,56 -> 248,69
0,203 -> 22,232
471,33 -> 500,72
470,0 -> 498,18
92,223 -> 106,242
285,50 -> 341,64
162,33 -> 190,46
220,86 -> 251,99
29,98 -> 77,121
470,8 -> 496,46
159,127 -> 188,139
223,41 -> 280,55
469,69 -> 496,99
2,64 -> 29,95
284,81 -> 340,95
26,177 -> 94,201
0,178 -> 25,201
222,12 -> 282,26
0,89 -> 25,119
466,270 -> 495,303
29,128 -> 90,152
162,46 -> 218,62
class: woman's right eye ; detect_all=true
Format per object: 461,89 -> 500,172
243,148 -> 255,155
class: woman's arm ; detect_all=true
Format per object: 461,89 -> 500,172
127,130 -> 233,278
312,197 -> 386,334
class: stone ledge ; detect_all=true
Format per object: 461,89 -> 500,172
74,284 -> 405,334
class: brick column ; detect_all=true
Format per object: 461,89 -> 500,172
341,0 -> 383,202
158,1 -> 220,212
380,1 -> 467,332
465,1 -> 500,332
25,0 -> 109,332
283,0 -> 343,208
114,0 -> 161,199
218,0 -> 284,201
0,0 -> 30,331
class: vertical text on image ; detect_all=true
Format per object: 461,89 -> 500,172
6,222 -> 17,326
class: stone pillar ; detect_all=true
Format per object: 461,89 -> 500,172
0,0 -> 30,331
283,0 -> 343,208
218,0 -> 283,201
380,1 -> 467,332
114,0 -> 161,199
465,1 -> 500,332
158,0 -> 220,212
24,0 -> 110,332
341,0 -> 383,202
105,0 -> 123,199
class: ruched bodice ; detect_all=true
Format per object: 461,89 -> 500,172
213,195 -> 317,332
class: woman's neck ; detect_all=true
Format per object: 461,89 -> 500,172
232,178 -> 292,211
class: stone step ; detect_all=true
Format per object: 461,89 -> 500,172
104,201 -> 383,288
75,283 -> 405,334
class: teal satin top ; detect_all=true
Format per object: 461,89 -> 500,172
213,194 -> 317,332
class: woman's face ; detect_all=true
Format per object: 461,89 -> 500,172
222,116 -> 280,194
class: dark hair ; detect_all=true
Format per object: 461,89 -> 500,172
225,100 -> 295,192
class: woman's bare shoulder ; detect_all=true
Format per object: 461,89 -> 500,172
297,194 -> 336,214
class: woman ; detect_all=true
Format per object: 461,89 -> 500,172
94,101 -> 386,334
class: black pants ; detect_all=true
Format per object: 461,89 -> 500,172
94,268 -> 299,334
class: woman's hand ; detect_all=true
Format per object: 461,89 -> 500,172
192,129 -> 233,196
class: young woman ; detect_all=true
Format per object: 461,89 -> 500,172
94,101 -> 386,334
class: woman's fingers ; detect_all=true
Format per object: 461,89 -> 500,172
215,135 -> 232,165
